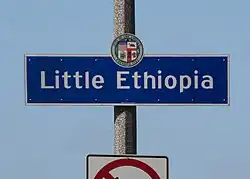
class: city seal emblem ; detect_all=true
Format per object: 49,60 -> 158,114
111,33 -> 144,68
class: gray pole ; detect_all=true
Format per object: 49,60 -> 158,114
114,0 -> 137,154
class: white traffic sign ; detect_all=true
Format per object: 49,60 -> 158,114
86,154 -> 169,179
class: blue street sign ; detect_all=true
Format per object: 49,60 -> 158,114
24,54 -> 229,105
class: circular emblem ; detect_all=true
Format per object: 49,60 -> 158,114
111,33 -> 144,68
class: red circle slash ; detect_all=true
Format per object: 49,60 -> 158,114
94,158 -> 161,179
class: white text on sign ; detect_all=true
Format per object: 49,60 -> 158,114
41,70 -> 213,93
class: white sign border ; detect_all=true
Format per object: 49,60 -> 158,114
24,53 -> 230,106
86,154 -> 169,179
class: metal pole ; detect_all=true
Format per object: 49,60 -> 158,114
114,0 -> 137,154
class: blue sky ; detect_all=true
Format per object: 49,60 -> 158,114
0,0 -> 249,179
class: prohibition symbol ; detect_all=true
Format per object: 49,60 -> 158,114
94,158 -> 160,179
87,154 -> 169,179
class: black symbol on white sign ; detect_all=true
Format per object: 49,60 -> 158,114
87,154 -> 169,179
